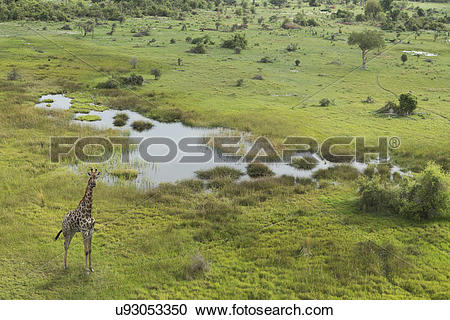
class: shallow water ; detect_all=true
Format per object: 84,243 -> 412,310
36,94 -> 406,190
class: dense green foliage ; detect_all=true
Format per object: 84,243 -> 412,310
358,162 -> 449,220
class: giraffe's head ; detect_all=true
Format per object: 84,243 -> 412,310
87,168 -> 101,188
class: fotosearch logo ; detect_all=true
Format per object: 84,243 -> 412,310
49,136 -> 400,164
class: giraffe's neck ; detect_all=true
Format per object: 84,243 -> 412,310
78,181 -> 94,215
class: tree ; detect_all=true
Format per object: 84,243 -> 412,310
379,0 -> 393,12
151,68 -> 162,80
129,57 -> 138,69
364,0 -> 382,20
348,30 -> 384,69
401,53 -> 407,64
396,93 -> 417,115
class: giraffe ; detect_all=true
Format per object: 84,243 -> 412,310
55,168 -> 101,274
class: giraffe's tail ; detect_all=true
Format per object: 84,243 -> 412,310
55,229 -> 62,241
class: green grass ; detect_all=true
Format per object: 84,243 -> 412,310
113,112 -> 129,127
74,114 -> 101,122
290,156 -> 319,170
313,165 -> 361,181
131,120 -> 153,131
110,168 -> 138,180
0,1 -> 449,300
69,103 -> 108,114
196,166 -> 244,180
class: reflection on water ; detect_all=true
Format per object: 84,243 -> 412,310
36,94 -> 407,190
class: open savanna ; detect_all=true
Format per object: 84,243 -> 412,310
0,1 -> 449,299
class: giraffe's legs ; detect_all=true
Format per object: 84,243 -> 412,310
63,232 -> 74,270
88,235 -> 94,272
83,237 -> 90,274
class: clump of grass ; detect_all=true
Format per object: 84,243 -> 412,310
69,103 -> 108,113
110,168 -> 138,180
196,166 -> 243,180
246,163 -> 275,178
290,156 -> 318,170
296,177 -> 315,185
74,115 -> 101,121
131,120 -> 153,131
376,163 -> 393,180
208,177 -> 235,190
41,99 -> 54,103
364,164 -> 376,178
313,165 -> 360,181
184,253 -> 209,280
113,113 -> 129,127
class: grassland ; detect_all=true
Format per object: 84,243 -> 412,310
0,1 -> 449,299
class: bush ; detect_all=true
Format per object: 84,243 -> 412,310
290,156 -> 318,170
170,38 -> 176,44
6,68 -> 21,81
400,162 -> 448,220
247,163 -> 275,178
222,33 -> 248,49
119,74 -> 144,86
258,56 -> 273,63
184,253 -> 209,280
286,43 -> 298,52
358,162 -> 449,220
96,79 -> 118,89
151,68 -> 162,80
196,166 -> 244,180
131,120 -> 153,131
295,59 -> 300,66
190,43 -> 206,54
357,176 -> 400,213
236,79 -> 244,87
113,113 -> 129,127
319,98 -> 331,107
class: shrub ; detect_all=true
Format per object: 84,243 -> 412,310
190,43 -> 206,54
184,253 -> 209,280
222,33 -> 248,49
319,98 -> 331,107
246,163 -> 275,178
358,162 -> 448,220
196,166 -> 244,180
170,38 -> 176,44
295,59 -> 300,66
236,79 -> 244,87
131,120 -> 153,131
113,113 -> 129,127
119,74 -> 143,86
357,176 -> 400,212
7,68 -> 21,81
400,162 -> 448,220
290,156 -> 318,170
150,68 -> 162,80
286,43 -> 298,52
258,56 -> 273,63
96,79 -> 119,89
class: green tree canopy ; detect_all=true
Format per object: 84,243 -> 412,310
348,30 -> 384,69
